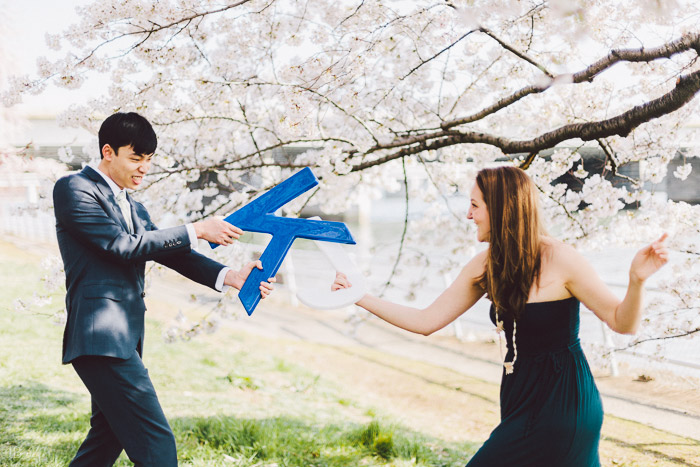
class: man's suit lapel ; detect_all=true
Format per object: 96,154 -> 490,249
81,166 -> 132,233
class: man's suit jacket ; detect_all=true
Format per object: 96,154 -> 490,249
54,166 -> 225,364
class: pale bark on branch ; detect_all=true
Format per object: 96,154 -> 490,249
439,32 -> 700,130
351,64 -> 700,172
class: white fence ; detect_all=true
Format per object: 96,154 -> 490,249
0,172 -> 56,243
1,206 -> 56,243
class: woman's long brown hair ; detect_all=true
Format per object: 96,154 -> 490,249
476,166 -> 544,319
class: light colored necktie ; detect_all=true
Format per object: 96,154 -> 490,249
115,190 -> 134,233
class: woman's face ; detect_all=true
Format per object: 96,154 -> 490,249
468,184 -> 490,242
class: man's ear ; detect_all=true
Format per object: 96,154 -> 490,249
102,144 -> 115,161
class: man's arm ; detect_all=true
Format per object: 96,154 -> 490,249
154,249 -> 228,290
54,174 -> 242,265
155,253 -> 275,298
54,175 -> 195,264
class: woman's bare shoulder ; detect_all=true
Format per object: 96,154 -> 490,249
541,237 -> 586,270
542,236 -> 576,252
469,249 -> 488,268
460,249 -> 488,282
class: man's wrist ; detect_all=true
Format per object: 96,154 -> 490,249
216,267 -> 232,292
224,269 -> 243,290
185,223 -> 198,249
192,221 -> 202,239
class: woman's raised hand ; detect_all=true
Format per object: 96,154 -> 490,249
331,272 -> 352,291
630,233 -> 670,283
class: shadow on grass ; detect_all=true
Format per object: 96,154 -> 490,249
0,383 -> 88,467
603,435 -> 700,467
0,382 -> 477,466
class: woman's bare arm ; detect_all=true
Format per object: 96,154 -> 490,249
335,251 -> 487,335
561,234 -> 669,334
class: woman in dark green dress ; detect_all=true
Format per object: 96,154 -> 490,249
333,166 -> 669,466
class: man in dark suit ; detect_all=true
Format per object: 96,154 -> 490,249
53,112 -> 274,466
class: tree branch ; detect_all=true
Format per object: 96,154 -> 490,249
400,29 -> 478,81
380,157 -> 410,296
352,66 -> 700,171
478,26 -> 554,78
85,1 -> 255,62
609,326 -> 700,354
595,138 -> 639,185
440,32 -> 700,130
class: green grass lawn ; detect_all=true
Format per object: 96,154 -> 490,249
0,241 -> 476,466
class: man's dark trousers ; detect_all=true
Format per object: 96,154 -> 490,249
70,351 -> 177,467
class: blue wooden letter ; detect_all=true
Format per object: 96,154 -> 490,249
212,167 -> 356,315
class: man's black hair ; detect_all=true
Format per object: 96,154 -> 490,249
98,112 -> 157,158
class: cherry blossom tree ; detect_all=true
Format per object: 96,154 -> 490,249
4,0 -> 700,356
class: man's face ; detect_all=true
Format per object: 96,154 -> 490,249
103,145 -> 152,190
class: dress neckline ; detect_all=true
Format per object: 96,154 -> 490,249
524,296 -> 577,306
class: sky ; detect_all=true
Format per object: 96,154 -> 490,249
1,1 -> 98,146
4,0 -> 98,117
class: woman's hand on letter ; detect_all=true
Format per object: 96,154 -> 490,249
332,272 -> 352,291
